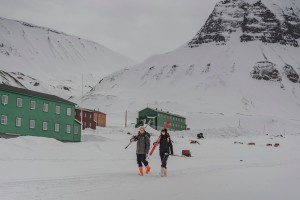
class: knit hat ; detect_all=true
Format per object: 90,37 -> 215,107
161,129 -> 168,134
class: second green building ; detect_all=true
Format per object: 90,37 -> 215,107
136,107 -> 187,131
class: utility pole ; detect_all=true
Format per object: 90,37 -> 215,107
81,73 -> 83,131
125,110 -> 127,128
97,108 -> 99,127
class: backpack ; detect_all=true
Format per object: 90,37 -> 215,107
145,131 -> 151,139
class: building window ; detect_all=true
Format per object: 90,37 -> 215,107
16,117 -> 22,127
43,122 -> 48,131
2,95 -> 8,105
43,103 -> 48,112
74,126 -> 78,134
30,101 -> 36,110
66,125 -> 71,133
67,108 -> 71,116
17,98 -> 22,107
30,120 -> 35,129
55,123 -> 60,132
1,115 -> 7,125
56,106 -> 60,114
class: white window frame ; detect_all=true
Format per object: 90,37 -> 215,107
2,95 -> 8,105
66,124 -> 71,133
30,100 -> 36,110
55,123 -> 60,132
30,120 -> 35,129
56,106 -> 61,114
1,115 -> 7,125
43,122 -> 48,131
17,98 -> 22,107
16,117 -> 21,127
74,126 -> 78,134
43,103 -> 49,112
67,108 -> 72,116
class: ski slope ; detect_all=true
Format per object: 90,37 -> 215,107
0,126 -> 299,200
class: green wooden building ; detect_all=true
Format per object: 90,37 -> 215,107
0,84 -> 81,142
136,107 -> 187,131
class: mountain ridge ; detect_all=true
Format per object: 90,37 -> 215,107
82,0 -> 300,128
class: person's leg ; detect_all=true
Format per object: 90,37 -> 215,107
136,154 -> 142,167
136,154 -> 143,176
160,152 -> 164,165
159,152 -> 165,177
162,154 -> 169,177
161,154 -> 169,169
141,154 -> 149,167
140,154 -> 150,174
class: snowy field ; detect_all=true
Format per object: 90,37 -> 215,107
1,126 -> 300,200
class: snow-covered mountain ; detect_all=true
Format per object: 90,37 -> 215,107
0,16 -> 136,97
0,70 -> 90,100
83,0 -> 300,130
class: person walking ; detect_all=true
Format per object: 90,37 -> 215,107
130,127 -> 151,176
158,129 -> 173,177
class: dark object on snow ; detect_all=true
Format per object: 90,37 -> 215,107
182,150 -> 191,157
251,61 -> 282,82
248,142 -> 256,145
33,82 -> 40,86
127,132 -> 131,135
234,141 -> 243,144
274,135 -> 284,138
197,133 -> 204,139
190,140 -> 200,144
274,143 -> 280,147
266,144 -> 273,146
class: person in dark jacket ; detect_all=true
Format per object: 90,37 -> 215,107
158,129 -> 173,177
130,127 -> 151,176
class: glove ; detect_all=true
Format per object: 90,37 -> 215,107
130,135 -> 138,142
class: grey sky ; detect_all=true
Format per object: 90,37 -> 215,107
0,0 -> 220,62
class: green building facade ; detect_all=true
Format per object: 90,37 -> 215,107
136,107 -> 187,131
0,84 -> 81,142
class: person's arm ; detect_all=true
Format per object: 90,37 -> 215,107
145,136 -> 150,154
168,137 -> 174,155
130,134 -> 139,142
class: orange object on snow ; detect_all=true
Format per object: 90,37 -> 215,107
139,167 -> 144,176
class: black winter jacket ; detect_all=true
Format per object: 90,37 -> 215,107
159,134 -> 173,154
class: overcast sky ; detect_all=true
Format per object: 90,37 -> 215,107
0,0 -> 220,62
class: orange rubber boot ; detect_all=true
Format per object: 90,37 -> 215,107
139,167 -> 144,176
146,165 -> 151,174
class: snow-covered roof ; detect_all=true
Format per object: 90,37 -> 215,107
0,83 -> 74,105
145,107 -> 186,119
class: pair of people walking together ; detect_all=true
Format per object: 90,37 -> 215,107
131,127 -> 173,177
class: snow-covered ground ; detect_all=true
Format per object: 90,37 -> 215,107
1,126 -> 299,200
